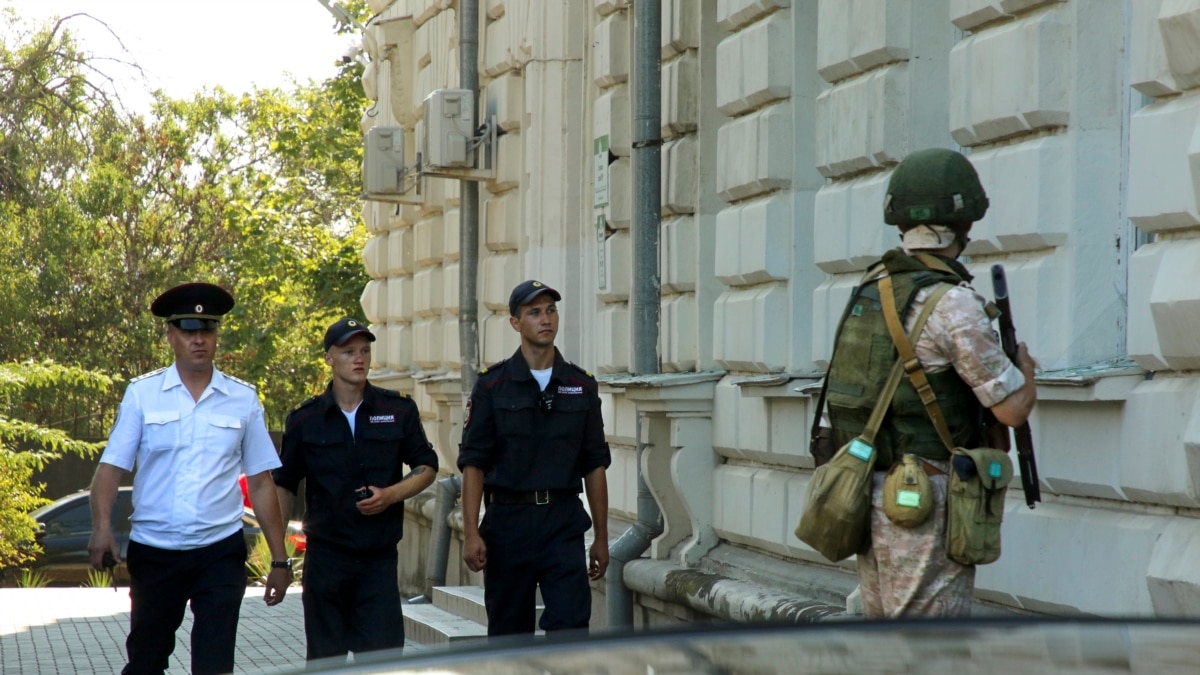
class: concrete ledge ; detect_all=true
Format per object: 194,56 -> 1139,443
623,559 -> 847,623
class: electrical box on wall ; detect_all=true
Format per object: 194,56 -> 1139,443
423,89 -> 475,169
363,126 -> 406,194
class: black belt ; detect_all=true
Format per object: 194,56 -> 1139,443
484,490 -> 577,506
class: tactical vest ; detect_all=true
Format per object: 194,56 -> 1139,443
826,249 -> 983,469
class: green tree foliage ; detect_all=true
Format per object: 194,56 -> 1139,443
0,10 -> 118,207
0,10 -> 371,428
0,5 -> 371,573
0,362 -> 112,570
215,70 -> 371,427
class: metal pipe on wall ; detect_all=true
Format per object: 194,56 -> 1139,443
423,474 -> 462,599
607,415 -> 663,627
630,0 -> 662,377
608,0 -> 664,630
420,0 -> 477,603
459,0 -> 481,396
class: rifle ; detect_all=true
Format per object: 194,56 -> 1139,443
991,264 -> 1041,509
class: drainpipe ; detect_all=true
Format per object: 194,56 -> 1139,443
607,415 -> 662,627
459,0 -> 481,394
607,0 -> 663,630
419,0 -> 477,602
423,474 -> 461,599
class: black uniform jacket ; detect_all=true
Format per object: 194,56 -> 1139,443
275,382 -> 438,553
457,348 -> 610,493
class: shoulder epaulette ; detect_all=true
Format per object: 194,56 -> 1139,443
130,366 -> 168,383
480,358 -> 508,376
293,395 -> 320,412
380,388 -> 409,399
567,361 -> 595,379
225,373 -> 257,390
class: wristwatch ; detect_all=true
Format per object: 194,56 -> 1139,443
270,559 -> 293,571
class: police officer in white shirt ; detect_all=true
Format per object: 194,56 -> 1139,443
88,282 -> 293,675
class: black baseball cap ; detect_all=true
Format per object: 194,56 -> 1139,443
151,282 -> 234,331
508,280 -> 561,316
323,317 -> 376,351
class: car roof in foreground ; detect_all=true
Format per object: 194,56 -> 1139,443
30,486 -> 133,519
294,617 -> 1200,675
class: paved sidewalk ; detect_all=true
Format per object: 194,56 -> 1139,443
0,587 -> 428,674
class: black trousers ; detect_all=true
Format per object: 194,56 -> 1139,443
123,531 -> 247,675
301,543 -> 404,660
481,498 -> 592,636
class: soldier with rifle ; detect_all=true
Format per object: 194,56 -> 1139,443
822,148 -> 1038,618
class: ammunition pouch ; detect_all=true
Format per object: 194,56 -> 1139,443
946,447 -> 1013,566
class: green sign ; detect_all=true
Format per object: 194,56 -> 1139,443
593,135 -> 610,208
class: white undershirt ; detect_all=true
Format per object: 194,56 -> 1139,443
531,367 -> 552,392
342,402 -> 361,438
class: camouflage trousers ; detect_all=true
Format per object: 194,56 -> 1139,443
856,465 -> 975,618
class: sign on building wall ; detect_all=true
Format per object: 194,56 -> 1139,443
593,135 -> 610,208
595,135 -> 610,288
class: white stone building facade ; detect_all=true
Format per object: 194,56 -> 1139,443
358,0 -> 1200,621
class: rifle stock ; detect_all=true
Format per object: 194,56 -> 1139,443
990,264 -> 1041,509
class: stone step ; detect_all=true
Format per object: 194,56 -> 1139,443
402,603 -> 487,647
431,585 -> 544,626
432,585 -> 488,625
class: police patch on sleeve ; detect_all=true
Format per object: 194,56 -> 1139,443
463,398 -> 473,428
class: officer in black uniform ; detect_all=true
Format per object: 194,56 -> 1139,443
458,280 -> 611,637
274,317 -> 439,661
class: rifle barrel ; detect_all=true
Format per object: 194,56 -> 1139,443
990,264 -> 1041,509
991,265 -> 1009,302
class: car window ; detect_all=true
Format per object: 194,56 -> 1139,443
46,502 -> 91,536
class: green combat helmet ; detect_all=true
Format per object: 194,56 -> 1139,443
883,148 -> 989,226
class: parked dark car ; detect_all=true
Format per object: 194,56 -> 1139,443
29,487 -> 303,585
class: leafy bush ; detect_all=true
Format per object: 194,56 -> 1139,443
15,568 -> 50,588
0,362 -> 113,572
84,567 -> 114,589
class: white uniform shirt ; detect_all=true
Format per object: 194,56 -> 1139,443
100,363 -> 281,550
